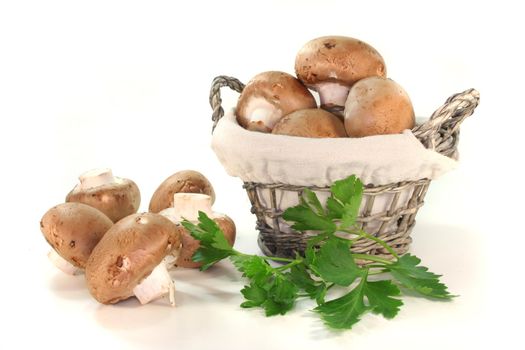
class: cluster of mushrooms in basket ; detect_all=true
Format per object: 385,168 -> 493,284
236,35 -> 415,137
40,168 -> 234,306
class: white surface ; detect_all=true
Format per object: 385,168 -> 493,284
0,1 -> 523,349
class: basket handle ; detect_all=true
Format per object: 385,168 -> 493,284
412,88 -> 480,152
209,76 -> 245,132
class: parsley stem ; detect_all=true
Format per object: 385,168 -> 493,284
340,229 -> 400,259
352,253 -> 393,265
275,259 -> 303,271
257,255 -> 296,263
359,230 -> 399,259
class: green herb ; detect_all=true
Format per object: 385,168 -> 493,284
182,175 -> 454,330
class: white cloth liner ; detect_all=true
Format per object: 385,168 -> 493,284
211,109 -> 456,187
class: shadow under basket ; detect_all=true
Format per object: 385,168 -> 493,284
210,75 -> 480,260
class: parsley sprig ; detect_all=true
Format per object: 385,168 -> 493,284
182,175 -> 454,330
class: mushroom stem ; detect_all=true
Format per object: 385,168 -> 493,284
171,193 -> 213,222
79,168 -> 115,190
47,249 -> 81,275
316,82 -> 351,111
163,244 -> 181,269
133,262 -> 176,306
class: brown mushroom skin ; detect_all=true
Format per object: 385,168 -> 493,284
236,71 -> 317,132
272,108 -> 347,138
177,215 -> 236,268
295,36 -> 386,88
344,77 -> 415,137
295,36 -> 386,114
149,170 -> 215,213
85,213 -> 182,304
66,178 -> 140,223
40,203 -> 113,268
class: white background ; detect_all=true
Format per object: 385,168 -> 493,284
0,1 -> 523,349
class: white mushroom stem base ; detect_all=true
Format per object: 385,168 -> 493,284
133,262 -> 175,306
163,245 -> 181,270
47,250 -> 81,275
79,168 -> 115,189
169,193 -> 214,222
316,82 -> 350,111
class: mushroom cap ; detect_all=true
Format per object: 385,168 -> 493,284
177,214 -> 236,269
236,71 -> 317,132
272,108 -> 347,138
66,177 -> 141,222
295,36 -> 386,88
85,213 -> 182,304
40,202 -> 113,268
149,170 -> 215,213
344,76 -> 415,137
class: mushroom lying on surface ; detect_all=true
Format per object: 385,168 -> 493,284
236,71 -> 317,132
85,212 -> 182,306
295,36 -> 386,116
40,202 -> 113,274
66,168 -> 141,222
344,76 -> 415,137
149,170 -> 215,213
160,193 -> 236,269
272,108 -> 347,138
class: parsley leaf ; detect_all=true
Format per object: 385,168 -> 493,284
287,264 -> 327,304
314,275 -> 368,329
331,175 -> 364,205
182,211 -> 234,270
300,188 -> 325,216
309,238 -> 365,286
363,280 -> 403,319
282,204 -> 336,232
264,274 -> 298,316
230,255 -> 273,285
240,283 -> 267,308
387,254 -> 453,299
329,175 -> 363,228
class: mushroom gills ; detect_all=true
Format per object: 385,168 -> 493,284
47,249 -> 81,275
132,262 -> 175,306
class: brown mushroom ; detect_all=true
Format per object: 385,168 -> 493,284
159,193 -> 236,269
40,202 -> 113,274
85,212 -> 182,305
272,108 -> 347,138
66,168 -> 141,222
236,71 -> 317,132
295,36 -> 386,115
344,76 -> 415,137
149,170 -> 215,213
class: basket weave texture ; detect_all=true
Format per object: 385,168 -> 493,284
209,76 -> 479,260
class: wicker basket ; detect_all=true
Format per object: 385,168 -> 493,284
209,76 -> 479,260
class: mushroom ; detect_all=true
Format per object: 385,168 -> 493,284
66,168 -> 141,222
344,76 -> 415,137
85,212 -> 182,306
40,202 -> 113,274
160,193 -> 236,269
149,170 -> 215,213
272,108 -> 347,138
236,71 -> 317,132
295,36 -> 386,116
